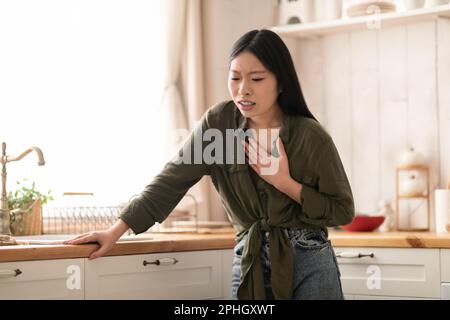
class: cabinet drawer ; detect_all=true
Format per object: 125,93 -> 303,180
334,247 -> 440,298
0,259 -> 84,300
85,250 -> 223,299
441,249 -> 450,282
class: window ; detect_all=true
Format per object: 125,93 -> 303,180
0,0 -> 167,205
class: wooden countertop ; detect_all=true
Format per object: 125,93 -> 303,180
0,232 -> 237,263
2,230 -> 450,263
329,230 -> 450,248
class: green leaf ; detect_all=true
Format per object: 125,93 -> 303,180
8,179 -> 53,234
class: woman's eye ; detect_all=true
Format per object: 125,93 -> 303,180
229,78 -> 264,81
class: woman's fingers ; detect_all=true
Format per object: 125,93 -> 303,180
63,232 -> 98,245
62,230 -> 116,260
277,138 -> 286,158
248,162 -> 260,175
88,243 -> 110,260
243,138 -> 271,165
62,233 -> 88,244
245,142 -> 259,165
70,232 -> 90,240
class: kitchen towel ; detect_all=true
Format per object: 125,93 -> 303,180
435,189 -> 450,233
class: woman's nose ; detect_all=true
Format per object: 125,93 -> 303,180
238,81 -> 252,96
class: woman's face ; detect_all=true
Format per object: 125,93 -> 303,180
228,51 -> 281,121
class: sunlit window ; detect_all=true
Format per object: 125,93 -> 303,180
0,0 -> 167,206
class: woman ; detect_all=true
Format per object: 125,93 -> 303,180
64,29 -> 354,300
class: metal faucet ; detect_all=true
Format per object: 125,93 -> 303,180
1,142 -> 45,235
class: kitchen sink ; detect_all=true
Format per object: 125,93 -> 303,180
12,234 -> 77,244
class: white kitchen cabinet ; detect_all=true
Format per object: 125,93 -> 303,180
85,250 -> 225,299
440,249 -> 450,282
334,247 -> 441,299
0,258 -> 84,300
441,283 -> 450,300
440,249 -> 450,300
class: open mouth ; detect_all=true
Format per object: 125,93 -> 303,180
238,101 -> 256,110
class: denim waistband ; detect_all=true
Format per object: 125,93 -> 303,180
260,228 -> 326,241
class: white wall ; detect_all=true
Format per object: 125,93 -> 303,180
294,19 -> 450,230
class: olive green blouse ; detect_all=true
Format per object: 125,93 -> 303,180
120,100 -> 355,300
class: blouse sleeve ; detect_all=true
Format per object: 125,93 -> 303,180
299,140 -> 355,227
119,109 -> 213,234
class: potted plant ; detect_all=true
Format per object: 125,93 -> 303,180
7,179 -> 53,235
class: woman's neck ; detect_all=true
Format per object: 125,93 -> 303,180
247,105 -> 283,130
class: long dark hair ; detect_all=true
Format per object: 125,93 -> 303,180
229,29 -> 318,122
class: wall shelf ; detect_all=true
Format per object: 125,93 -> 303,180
270,5 -> 450,38
395,165 -> 431,232
398,195 -> 428,199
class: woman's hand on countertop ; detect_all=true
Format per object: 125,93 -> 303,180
63,219 -> 129,260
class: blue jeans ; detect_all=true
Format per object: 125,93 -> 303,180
231,228 -> 344,300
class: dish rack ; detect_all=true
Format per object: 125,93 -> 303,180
42,205 -> 132,235
41,194 -> 200,235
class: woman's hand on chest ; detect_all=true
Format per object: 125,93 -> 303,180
242,136 -> 292,190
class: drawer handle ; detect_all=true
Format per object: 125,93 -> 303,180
336,252 -> 374,259
0,269 -> 22,279
143,258 -> 179,266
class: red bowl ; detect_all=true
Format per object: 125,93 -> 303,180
341,215 -> 385,232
